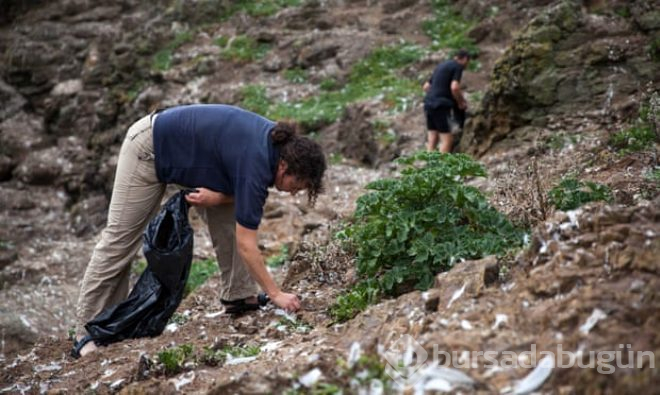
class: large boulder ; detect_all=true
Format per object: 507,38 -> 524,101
459,0 -> 659,156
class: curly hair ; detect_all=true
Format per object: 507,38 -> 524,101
271,122 -> 326,206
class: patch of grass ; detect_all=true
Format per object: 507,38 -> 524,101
240,43 -> 424,128
422,0 -> 478,54
157,343 -> 195,374
284,67 -> 308,83
219,35 -> 271,62
645,167 -> 660,183
266,245 -> 289,268
319,78 -> 338,91
152,30 -> 194,71
221,0 -> 302,19
184,259 -> 218,297
547,177 -> 612,211
331,152 -> 526,322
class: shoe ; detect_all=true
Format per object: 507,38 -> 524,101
220,293 -> 270,315
70,335 -> 95,359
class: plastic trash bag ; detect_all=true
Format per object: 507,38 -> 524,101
85,190 -> 193,345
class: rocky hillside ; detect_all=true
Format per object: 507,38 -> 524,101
1,0 -> 658,393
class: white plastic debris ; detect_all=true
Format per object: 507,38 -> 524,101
579,308 -> 607,335
348,342 -> 362,368
447,283 -> 467,308
274,308 -> 298,322
165,323 -> 178,333
225,355 -> 257,365
260,341 -> 283,353
460,320 -> 473,330
413,365 -> 476,395
33,362 -> 62,372
512,355 -> 554,395
204,311 -> 223,318
110,379 -> 125,389
369,379 -> 384,395
491,314 -> 508,330
102,369 -> 116,378
171,371 -> 195,391
299,368 -> 323,387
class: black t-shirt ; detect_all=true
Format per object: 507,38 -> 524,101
424,59 -> 464,110
153,104 -> 278,230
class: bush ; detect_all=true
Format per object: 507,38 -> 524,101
548,177 -> 612,211
331,152 -> 526,321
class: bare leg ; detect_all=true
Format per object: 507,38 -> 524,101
427,130 -> 439,151
438,132 -> 453,153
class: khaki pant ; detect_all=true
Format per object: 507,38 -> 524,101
75,115 -> 256,337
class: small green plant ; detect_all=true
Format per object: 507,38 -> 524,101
157,343 -> 195,374
152,30 -> 194,71
184,259 -> 219,297
331,152 -> 525,322
132,259 -> 148,275
284,68 -> 308,83
168,312 -> 189,326
266,245 -> 289,268
219,35 -> 271,62
645,167 -> 660,183
319,78 -> 338,91
202,344 -> 260,366
372,120 -> 397,145
277,315 -> 314,333
329,152 -> 344,165
609,124 -> 657,154
547,177 -> 612,211
422,0 -> 478,54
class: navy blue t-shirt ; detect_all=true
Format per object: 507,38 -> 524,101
424,59 -> 464,110
152,104 -> 278,230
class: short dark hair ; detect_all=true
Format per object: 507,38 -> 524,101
454,49 -> 470,60
271,122 -> 326,206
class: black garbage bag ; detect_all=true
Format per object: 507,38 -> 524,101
85,190 -> 193,346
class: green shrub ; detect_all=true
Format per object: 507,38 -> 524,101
331,152 -> 525,321
548,177 -> 612,211
266,245 -> 289,268
609,124 -> 657,154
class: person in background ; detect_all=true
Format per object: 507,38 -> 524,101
73,104 -> 326,357
422,49 -> 471,153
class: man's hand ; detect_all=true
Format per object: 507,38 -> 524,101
271,291 -> 301,312
185,187 -> 233,207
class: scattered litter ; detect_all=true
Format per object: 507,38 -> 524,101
109,379 -> 124,389
460,320 -> 473,330
165,323 -> 178,333
369,379 -> 384,395
447,283 -> 467,308
307,354 -> 320,363
274,308 -> 298,322
299,368 -> 323,387
204,311 -> 223,318
102,369 -> 116,378
413,364 -> 476,394
90,381 -> 99,390
491,314 -> 508,330
512,355 -> 554,394
171,371 -> 195,391
629,279 -> 645,292
501,282 -> 516,292
439,318 -> 449,327
260,341 -> 283,353
33,362 -> 62,372
348,342 -> 362,368
579,308 -> 607,335
225,355 -> 257,365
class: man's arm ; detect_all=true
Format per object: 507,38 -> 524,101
236,223 -> 301,311
451,80 -> 467,110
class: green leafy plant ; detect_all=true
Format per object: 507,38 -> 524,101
266,245 -> 289,268
219,35 -> 271,62
609,124 -> 657,154
158,343 -> 195,374
547,177 -> 612,211
331,152 -> 525,321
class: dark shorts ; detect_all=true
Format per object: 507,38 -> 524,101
425,106 -> 466,133
425,106 -> 452,133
